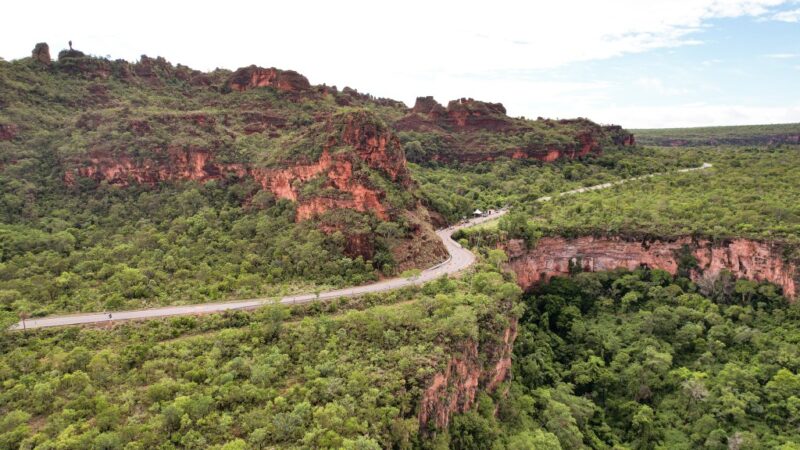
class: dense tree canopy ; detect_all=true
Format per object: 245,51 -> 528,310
0,266 -> 520,449
445,269 -> 799,449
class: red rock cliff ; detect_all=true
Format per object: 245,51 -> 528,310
64,111 -> 409,223
406,96 -> 511,131
503,236 -> 798,299
396,99 -> 632,164
225,65 -> 310,92
418,319 -> 518,433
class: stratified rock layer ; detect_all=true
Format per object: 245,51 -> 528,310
396,97 -> 635,164
64,111 -> 407,223
418,319 -> 518,432
225,65 -> 310,92
503,236 -> 798,298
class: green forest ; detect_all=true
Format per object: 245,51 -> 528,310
447,268 -> 800,449
455,146 -> 800,252
526,146 -> 800,243
633,123 -> 800,146
2,45 -> 800,450
0,264 -> 520,449
0,180 -> 386,321
411,146 -> 703,223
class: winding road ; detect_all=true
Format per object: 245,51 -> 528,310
11,163 -> 712,330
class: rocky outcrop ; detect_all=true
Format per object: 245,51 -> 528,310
503,236 -> 798,299
225,65 -> 310,92
419,319 -> 518,433
406,96 -> 510,131
337,110 -> 410,184
603,125 -> 636,146
31,43 -> 51,64
64,111 -> 407,222
0,124 -> 18,141
411,96 -> 447,116
426,130 -> 602,164
446,98 -> 509,130
396,100 -> 633,164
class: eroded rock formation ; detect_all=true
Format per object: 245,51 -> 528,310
64,111 -> 407,223
603,124 -> 636,146
225,65 -> 310,92
503,236 -> 798,298
405,96 -> 510,131
419,319 -> 518,432
31,43 -> 51,64
396,98 -> 634,164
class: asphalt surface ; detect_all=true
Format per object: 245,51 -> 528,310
11,163 -> 711,330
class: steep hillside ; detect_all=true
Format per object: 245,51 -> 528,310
396,96 -> 634,164
0,42 -> 635,316
0,51 -> 433,317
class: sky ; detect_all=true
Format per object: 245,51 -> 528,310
1,0 -> 799,128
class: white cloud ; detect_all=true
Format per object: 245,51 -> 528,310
588,103 -> 800,128
764,53 -> 798,58
0,0 -> 796,128
634,77 -> 691,95
771,7 -> 800,21
0,0 -> 788,75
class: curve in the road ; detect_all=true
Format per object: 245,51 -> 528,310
12,163 -> 712,330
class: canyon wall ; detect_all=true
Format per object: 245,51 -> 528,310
396,97 -> 634,164
418,319 -> 518,433
503,236 -> 798,298
64,111 -> 407,223
423,130 -> 602,164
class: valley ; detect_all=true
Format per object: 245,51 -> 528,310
1,41 -> 799,449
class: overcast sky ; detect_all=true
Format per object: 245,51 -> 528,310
2,0 -> 799,128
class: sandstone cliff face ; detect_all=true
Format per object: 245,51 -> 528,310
31,43 -> 51,65
225,65 -> 310,92
503,236 -> 798,299
445,98 -> 510,130
337,111 -> 410,184
411,96 -> 447,116
65,148 -> 391,221
417,128 -> 603,165
419,319 -> 518,432
64,112 -> 407,223
406,96 -> 511,131
397,98 -> 633,164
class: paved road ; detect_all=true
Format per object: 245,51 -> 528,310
11,163 -> 711,330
